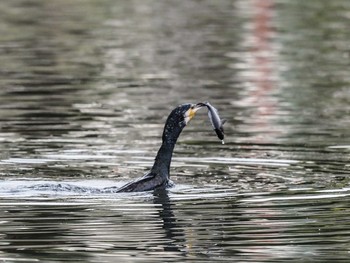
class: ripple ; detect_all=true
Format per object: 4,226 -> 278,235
0,0 -> 349,262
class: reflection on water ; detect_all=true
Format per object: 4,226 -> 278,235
0,0 -> 349,262
1,183 -> 350,262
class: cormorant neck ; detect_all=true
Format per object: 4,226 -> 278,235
151,141 -> 176,177
150,113 -> 185,178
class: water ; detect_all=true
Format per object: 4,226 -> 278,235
0,0 -> 349,262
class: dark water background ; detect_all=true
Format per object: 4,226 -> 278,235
0,0 -> 349,262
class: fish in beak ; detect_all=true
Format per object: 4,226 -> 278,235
203,102 -> 226,144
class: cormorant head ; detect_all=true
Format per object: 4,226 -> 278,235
162,103 -> 204,143
179,103 -> 205,126
179,103 -> 205,127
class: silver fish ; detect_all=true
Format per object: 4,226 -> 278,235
204,102 -> 226,144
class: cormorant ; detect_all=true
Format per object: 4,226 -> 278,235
105,103 -> 204,193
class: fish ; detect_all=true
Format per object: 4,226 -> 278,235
203,102 -> 226,144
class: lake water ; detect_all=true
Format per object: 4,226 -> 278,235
0,0 -> 349,262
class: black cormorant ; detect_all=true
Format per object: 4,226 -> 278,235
105,103 -> 204,193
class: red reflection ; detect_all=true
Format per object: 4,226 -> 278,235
243,0 -> 282,143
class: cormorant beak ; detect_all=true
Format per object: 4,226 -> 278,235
184,103 -> 205,125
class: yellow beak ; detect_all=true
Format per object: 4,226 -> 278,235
184,103 -> 204,125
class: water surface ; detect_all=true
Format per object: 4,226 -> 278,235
0,0 -> 349,262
